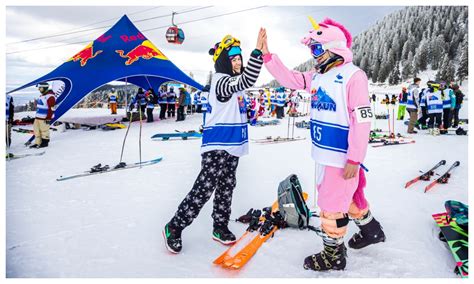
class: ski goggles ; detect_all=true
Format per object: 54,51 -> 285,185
213,35 -> 241,62
308,40 -> 347,58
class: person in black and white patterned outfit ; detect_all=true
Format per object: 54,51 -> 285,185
163,29 -> 267,254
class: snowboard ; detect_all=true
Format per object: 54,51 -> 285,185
151,131 -> 202,140
432,211 -> 468,278
254,119 -> 280,127
295,121 -> 310,129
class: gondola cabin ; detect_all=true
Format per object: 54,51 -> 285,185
166,26 -> 185,44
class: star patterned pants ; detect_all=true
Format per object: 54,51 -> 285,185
169,150 -> 239,230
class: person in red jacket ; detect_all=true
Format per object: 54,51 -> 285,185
30,82 -> 56,148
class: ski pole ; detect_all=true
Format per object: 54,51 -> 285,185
119,110 -> 134,163
287,114 -> 290,139
291,116 -> 295,139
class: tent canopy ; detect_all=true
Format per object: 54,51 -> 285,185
7,14 -> 203,123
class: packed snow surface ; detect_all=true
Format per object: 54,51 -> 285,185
6,98 -> 468,277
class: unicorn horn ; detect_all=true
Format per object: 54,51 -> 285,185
308,16 -> 320,30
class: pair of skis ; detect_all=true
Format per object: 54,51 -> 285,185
405,160 -> 460,192
213,192 -> 308,270
6,151 -> 45,160
371,139 -> 415,147
56,157 -> 163,181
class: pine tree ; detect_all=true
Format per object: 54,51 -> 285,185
401,52 -> 414,81
435,54 -> 449,82
388,64 -> 401,85
456,40 -> 468,85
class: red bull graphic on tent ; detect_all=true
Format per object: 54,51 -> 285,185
116,40 -> 167,65
7,14 -> 203,143
68,42 -> 103,67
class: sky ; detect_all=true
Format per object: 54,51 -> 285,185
5,5 -> 402,104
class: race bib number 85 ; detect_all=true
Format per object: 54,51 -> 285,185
355,105 -> 373,123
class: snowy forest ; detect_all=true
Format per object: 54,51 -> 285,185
266,6 -> 468,87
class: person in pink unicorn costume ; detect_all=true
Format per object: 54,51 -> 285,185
262,17 -> 386,271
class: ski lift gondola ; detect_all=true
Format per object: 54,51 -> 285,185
166,12 -> 185,44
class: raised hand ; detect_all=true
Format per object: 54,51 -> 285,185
256,28 -> 267,51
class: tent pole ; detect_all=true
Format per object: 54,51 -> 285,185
119,77 -> 132,164
138,102 -> 143,168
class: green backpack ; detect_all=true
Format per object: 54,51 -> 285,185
277,174 -> 311,229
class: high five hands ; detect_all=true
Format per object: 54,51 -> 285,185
256,28 -> 270,55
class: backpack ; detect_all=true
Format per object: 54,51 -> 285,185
277,174 -> 311,229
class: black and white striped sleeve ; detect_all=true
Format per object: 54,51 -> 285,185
215,50 -> 263,102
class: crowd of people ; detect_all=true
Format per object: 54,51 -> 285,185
372,78 -> 465,135
115,83 -> 309,125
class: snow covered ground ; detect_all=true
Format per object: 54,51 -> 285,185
6,98 -> 469,278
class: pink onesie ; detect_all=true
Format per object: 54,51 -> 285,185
264,53 -> 371,213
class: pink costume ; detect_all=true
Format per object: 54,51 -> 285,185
263,19 -> 371,235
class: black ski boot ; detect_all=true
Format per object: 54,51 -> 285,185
348,212 -> 386,249
39,139 -> 49,148
212,226 -> 236,245
29,143 -> 40,149
303,243 -> 347,271
162,223 -> 183,254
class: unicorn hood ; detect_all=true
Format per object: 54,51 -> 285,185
301,17 -> 353,63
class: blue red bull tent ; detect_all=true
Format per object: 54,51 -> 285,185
7,14 -> 203,125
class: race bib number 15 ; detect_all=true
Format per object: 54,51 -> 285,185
355,105 -> 373,123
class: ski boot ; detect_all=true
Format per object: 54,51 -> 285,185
432,128 -> 440,136
212,226 -> 236,245
348,211 -> 386,249
304,242 -> 347,271
39,138 -> 49,148
163,223 -> 183,254
29,143 -> 40,149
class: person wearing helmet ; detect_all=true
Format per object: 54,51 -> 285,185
163,29 -> 266,254
108,88 -> 118,115
167,86 -> 177,118
30,82 -> 56,148
425,82 -> 443,135
262,17 -> 385,271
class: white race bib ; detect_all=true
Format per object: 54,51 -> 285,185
354,105 -> 373,123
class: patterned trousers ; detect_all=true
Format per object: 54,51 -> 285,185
169,150 -> 239,230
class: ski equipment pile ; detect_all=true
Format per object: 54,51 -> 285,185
213,192 -> 308,270
405,160 -> 446,188
424,161 -> 460,193
56,157 -> 163,181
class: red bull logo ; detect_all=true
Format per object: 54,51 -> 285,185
68,42 -> 103,67
115,40 -> 167,65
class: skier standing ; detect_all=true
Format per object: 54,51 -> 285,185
158,85 -> 168,120
397,87 -> 408,120
163,29 -> 266,254
6,94 -> 14,147
145,88 -> 156,123
167,87 -> 177,118
30,82 -> 56,148
425,82 -> 443,135
440,82 -> 455,133
262,17 -> 385,271
108,88 -> 118,115
406,78 -> 421,134
451,83 -> 464,128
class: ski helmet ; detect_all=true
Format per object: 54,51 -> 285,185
209,35 -> 243,76
301,17 -> 353,63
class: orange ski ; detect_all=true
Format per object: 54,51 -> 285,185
214,192 -> 309,270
